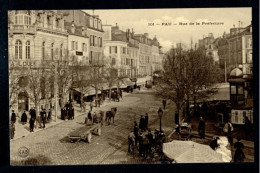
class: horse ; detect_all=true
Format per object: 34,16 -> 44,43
93,111 -> 105,126
105,107 -> 117,125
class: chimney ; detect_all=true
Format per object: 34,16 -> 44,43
132,28 -> 134,37
71,21 -> 75,34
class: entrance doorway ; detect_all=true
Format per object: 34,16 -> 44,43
18,92 -> 29,112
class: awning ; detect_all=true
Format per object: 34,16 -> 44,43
163,140 -> 224,163
73,87 -> 101,96
122,78 -> 135,86
136,77 -> 147,85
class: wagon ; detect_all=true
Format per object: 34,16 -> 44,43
68,123 -> 102,143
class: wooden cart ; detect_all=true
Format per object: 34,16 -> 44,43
69,123 -> 102,143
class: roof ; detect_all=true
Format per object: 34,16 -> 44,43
65,21 -> 88,38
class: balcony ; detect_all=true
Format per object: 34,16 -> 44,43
9,24 -> 36,35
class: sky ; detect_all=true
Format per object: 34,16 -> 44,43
84,8 -> 252,52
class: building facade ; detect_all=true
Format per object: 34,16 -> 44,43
8,10 -> 69,115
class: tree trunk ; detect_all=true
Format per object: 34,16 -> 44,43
109,87 -> 112,100
80,87 -> 84,111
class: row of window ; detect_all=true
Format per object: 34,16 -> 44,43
90,35 -> 102,47
15,14 -> 31,25
42,42 -> 63,60
89,17 -> 102,30
15,40 -> 30,59
121,58 -> 137,66
71,41 -> 87,52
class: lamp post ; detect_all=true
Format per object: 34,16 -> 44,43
158,107 -> 163,132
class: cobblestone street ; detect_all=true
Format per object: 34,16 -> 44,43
10,88 -> 176,165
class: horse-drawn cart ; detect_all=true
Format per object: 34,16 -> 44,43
68,123 -> 102,143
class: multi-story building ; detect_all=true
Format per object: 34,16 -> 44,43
134,33 -> 153,76
103,25 -> 139,77
62,10 -> 104,66
198,33 -> 219,64
8,10 -> 68,115
65,21 -> 89,66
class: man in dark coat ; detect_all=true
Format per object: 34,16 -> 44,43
144,113 -> 149,130
71,106 -> 75,120
210,137 -> 219,150
21,111 -> 28,125
146,130 -> 153,155
41,109 -> 46,128
138,132 -> 144,157
29,116 -> 35,132
234,137 -> 245,162
47,109 -> 52,122
10,122 -> 15,139
139,115 -> 145,131
162,99 -> 167,110
198,117 -> 205,139
11,110 -> 16,124
61,108 -> 64,120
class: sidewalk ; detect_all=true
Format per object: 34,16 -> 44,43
10,92 -> 132,141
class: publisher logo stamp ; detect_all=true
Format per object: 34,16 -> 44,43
18,146 -> 29,158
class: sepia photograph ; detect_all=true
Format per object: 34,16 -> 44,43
8,8 -> 254,165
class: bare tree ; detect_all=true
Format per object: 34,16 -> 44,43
71,65 -> 92,111
9,67 -> 20,109
155,49 -> 187,121
103,65 -> 118,99
155,47 -> 219,123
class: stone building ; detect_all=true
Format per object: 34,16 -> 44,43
8,10 -> 68,116
62,10 -> 104,66
103,25 -> 139,77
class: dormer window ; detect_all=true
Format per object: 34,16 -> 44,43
15,13 -> 31,25
89,17 -> 93,27
94,18 -> 97,28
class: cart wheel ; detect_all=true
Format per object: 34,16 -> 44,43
97,128 -> 101,136
87,133 -> 92,143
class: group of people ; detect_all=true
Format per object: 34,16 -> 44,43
200,116 -> 248,162
61,101 -> 75,120
128,113 -> 166,159
10,107 -> 52,139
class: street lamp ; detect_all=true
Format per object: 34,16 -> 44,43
158,107 -> 163,132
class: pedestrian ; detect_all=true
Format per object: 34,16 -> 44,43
223,121 -> 234,145
138,132 -> 144,157
82,101 -> 86,112
119,89 -> 123,99
143,136 -> 149,158
87,111 -> 92,124
210,136 -> 220,150
146,130 -> 153,156
40,109 -> 46,128
175,111 -> 179,127
97,97 -> 101,107
134,121 -> 139,146
162,99 -> 166,110
71,106 -> 75,120
47,109 -> 52,122
139,115 -> 145,131
10,122 -> 15,139
68,107 -> 71,120
11,110 -> 16,124
234,137 -> 245,162
245,116 -> 252,140
198,117 -> 205,139
61,108 -> 64,120
29,116 -> 35,132
144,113 -> 149,130
128,131 -> 135,153
93,112 -> 98,123
90,101 -> 93,111
21,111 -> 27,125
